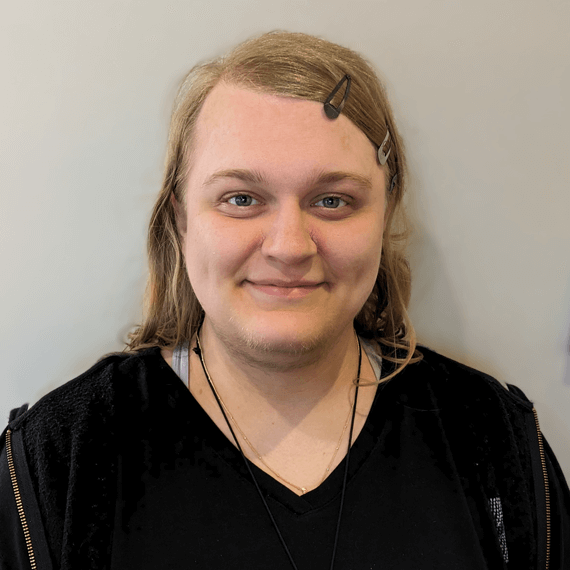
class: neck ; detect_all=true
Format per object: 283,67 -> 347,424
197,319 -> 360,414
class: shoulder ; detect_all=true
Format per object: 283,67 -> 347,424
385,345 -> 535,416
6,347 -> 168,440
0,349 -> 169,569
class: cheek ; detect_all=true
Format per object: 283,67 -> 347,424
348,242 -> 383,290
183,214 -> 259,288
321,221 -> 383,285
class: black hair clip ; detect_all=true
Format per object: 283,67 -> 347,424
324,74 -> 395,185
324,74 -> 351,119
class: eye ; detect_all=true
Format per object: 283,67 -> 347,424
227,194 -> 259,207
313,196 -> 348,209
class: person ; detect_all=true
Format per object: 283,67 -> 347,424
1,31 -> 569,570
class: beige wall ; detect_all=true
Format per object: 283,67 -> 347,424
1,0 -> 569,477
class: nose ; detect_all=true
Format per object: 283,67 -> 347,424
261,203 -> 317,265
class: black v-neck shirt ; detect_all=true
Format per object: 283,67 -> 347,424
109,353 -> 493,570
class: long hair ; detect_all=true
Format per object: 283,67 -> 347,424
127,31 -> 421,378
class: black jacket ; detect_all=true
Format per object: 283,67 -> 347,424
1,346 -> 569,569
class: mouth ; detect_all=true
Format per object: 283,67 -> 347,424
244,280 -> 324,299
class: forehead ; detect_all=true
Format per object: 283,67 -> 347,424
186,82 -> 381,188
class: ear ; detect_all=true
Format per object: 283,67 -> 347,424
171,194 -> 187,237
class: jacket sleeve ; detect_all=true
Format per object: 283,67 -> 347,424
506,382 -> 570,568
543,435 -> 570,570
0,406 -> 54,570
0,424 -> 32,570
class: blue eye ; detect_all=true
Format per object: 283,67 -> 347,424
228,195 -> 258,206
314,196 -> 348,209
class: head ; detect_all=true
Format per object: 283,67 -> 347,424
128,31 -> 419,376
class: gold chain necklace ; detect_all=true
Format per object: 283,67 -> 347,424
194,334 -> 359,495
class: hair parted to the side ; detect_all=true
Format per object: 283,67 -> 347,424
126,31 -> 422,379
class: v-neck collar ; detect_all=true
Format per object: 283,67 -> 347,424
155,348 -> 391,515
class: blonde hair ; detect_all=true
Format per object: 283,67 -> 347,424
127,31 -> 421,379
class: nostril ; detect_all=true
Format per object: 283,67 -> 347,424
261,218 -> 318,262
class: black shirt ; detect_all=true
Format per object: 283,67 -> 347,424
110,356 -> 493,569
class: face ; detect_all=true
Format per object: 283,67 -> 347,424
181,82 -> 386,358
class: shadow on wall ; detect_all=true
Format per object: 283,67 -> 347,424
562,306 -> 570,386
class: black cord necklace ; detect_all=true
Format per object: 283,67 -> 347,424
193,332 -> 362,570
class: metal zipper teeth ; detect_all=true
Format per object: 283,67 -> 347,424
5,429 -> 38,570
532,409 -> 551,570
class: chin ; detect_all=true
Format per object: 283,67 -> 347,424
228,312 -> 346,357
244,332 -> 318,356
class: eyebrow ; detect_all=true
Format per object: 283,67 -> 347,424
202,168 -> 374,190
203,169 -> 267,187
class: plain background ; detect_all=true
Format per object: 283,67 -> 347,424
1,0 -> 569,479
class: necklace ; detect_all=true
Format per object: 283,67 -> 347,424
193,331 -> 362,570
195,345 -> 356,495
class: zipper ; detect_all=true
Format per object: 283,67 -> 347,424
532,409 -> 551,570
5,429 -> 38,570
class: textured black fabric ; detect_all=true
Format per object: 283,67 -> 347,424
544,437 -> 570,569
0,424 -> 53,570
0,429 -> 31,570
1,346 -> 569,569
1,356 -> 122,569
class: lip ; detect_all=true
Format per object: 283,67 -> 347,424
248,279 -> 323,288
244,279 -> 324,299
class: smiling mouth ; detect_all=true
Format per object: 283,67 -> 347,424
245,280 -> 324,299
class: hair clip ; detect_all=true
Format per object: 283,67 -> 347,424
324,75 -> 394,179
378,130 -> 391,166
324,74 -> 351,119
